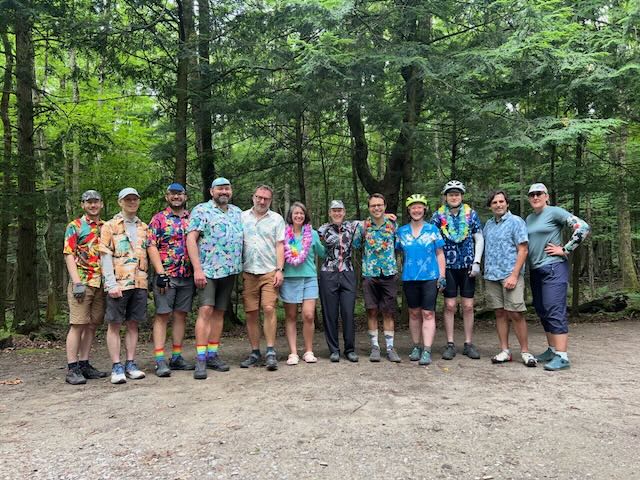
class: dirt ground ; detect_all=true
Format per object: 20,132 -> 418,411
1,318 -> 639,480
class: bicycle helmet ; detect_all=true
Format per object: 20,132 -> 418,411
442,180 -> 466,194
406,194 -> 428,208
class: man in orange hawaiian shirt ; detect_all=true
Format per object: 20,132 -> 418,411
63,190 -> 108,385
100,188 -> 149,384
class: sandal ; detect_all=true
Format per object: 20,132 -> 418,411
287,353 -> 299,365
303,351 -> 317,363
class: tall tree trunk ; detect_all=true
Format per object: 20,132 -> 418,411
294,113 -> 305,203
0,25 -> 14,328
585,193 -> 595,299
548,142 -> 557,205
317,120 -> 329,223
195,0 -> 215,200
174,0 -> 194,185
613,127 -> 640,291
571,134 -> 585,316
14,2 -> 40,333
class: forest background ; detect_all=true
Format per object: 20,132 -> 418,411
0,0 -> 638,338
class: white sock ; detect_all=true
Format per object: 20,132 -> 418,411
384,330 -> 394,350
368,330 -> 379,347
556,351 -> 568,360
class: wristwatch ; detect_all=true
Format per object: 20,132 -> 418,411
275,268 -> 283,272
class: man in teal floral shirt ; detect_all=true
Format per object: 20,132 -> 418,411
361,193 -> 401,363
186,177 -> 243,379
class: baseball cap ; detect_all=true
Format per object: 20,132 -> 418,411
528,183 -> 548,194
329,200 -> 345,209
167,183 -> 186,193
81,190 -> 102,202
211,177 -> 231,187
118,187 -> 140,201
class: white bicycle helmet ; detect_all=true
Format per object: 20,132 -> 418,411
442,180 -> 466,194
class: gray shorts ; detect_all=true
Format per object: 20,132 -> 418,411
105,288 -> 148,323
153,276 -> 195,314
198,275 -> 236,310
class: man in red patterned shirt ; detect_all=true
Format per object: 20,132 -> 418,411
147,183 -> 194,377
62,190 -> 108,385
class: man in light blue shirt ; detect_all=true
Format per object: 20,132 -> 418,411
483,190 -> 536,367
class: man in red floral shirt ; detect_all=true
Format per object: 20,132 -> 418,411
147,183 -> 194,377
63,190 -> 108,385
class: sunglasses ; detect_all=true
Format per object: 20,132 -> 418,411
528,191 -> 546,197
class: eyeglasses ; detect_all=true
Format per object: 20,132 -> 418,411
254,195 -> 272,202
369,203 -> 385,208
528,192 -> 545,197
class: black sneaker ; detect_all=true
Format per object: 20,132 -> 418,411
155,360 -> 171,378
265,352 -> 278,371
194,359 -> 207,380
65,367 -> 87,385
442,343 -> 456,360
463,342 -> 481,359
169,355 -> 195,371
345,351 -> 359,363
240,352 -> 262,368
329,352 -> 340,362
206,356 -> 230,372
80,363 -> 109,379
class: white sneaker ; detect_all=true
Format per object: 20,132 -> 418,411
111,364 -> 126,384
125,362 -> 146,380
521,352 -> 538,367
491,350 -> 512,364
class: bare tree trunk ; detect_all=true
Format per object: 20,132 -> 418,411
585,193 -> 595,299
613,127 -> 640,291
294,113 -> 305,203
0,26 -> 14,328
174,0 -> 194,185
317,120 -> 329,223
549,143 -> 557,205
350,136 -> 361,220
14,2 -> 40,333
570,134 -> 585,316
195,0 -> 215,200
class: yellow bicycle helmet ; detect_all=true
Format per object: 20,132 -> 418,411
406,194 -> 428,208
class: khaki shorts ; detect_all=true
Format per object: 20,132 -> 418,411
243,272 -> 278,312
67,284 -> 106,325
485,276 -> 526,312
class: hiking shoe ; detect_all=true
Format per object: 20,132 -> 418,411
329,352 -> 340,362
65,366 -> 87,385
409,346 -> 422,362
206,355 -> 230,372
543,355 -> 570,371
111,364 -> 126,384
155,360 -> 171,377
124,361 -> 145,380
169,355 -> 195,371
240,352 -> 262,368
194,359 -> 207,379
463,342 -> 480,359
536,347 -> 556,363
80,363 -> 108,379
265,352 -> 278,371
521,352 -> 537,367
418,350 -> 432,366
369,345 -> 381,362
491,350 -> 512,364
442,343 -> 456,360
387,348 -> 401,363
345,351 -> 359,363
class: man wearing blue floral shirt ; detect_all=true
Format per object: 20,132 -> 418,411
361,193 -> 400,363
483,190 -> 537,367
431,180 -> 483,360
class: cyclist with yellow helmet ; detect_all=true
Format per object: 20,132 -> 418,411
395,194 -> 446,365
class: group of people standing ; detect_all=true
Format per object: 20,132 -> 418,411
62,177 -> 590,386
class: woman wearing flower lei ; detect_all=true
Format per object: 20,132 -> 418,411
281,202 -> 325,365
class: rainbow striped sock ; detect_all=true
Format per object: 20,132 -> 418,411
171,344 -> 182,360
196,345 -> 207,361
154,348 -> 165,362
207,341 -> 219,359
